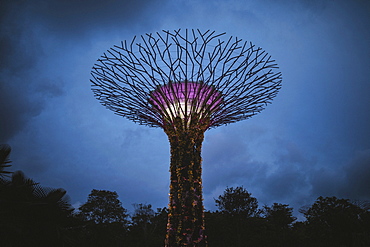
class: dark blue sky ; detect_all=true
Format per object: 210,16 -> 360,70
1,0 -> 370,217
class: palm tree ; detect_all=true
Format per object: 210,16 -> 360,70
0,170 -> 74,246
0,144 -> 12,178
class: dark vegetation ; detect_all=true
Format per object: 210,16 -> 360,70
1,144 -> 369,247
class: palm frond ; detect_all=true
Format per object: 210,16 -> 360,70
0,144 -> 13,177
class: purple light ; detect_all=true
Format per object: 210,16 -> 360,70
150,82 -> 222,120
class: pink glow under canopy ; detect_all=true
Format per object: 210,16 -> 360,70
150,82 -> 222,119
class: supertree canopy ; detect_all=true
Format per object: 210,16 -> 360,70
91,29 -> 282,247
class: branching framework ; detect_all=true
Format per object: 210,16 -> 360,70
91,29 -> 282,247
91,29 -> 281,129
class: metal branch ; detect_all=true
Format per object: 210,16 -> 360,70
91,29 -> 282,129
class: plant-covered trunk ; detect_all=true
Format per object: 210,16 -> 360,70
164,117 -> 208,247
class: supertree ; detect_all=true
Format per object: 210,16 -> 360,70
90,29 -> 282,246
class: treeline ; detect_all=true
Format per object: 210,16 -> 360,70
1,144 -> 370,247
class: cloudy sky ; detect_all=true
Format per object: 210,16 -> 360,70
1,0 -> 370,218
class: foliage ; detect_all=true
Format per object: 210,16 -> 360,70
76,189 -> 129,247
301,196 -> 370,247
263,202 -> 296,228
78,189 -> 128,225
215,186 -> 259,217
0,144 -> 12,177
131,203 -> 155,227
129,204 -> 167,247
0,170 -> 74,247
260,203 -> 297,246
210,187 -> 262,246
1,146 -> 369,246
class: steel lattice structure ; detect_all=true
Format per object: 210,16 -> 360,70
91,29 -> 282,247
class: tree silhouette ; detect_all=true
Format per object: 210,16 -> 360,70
129,203 -> 167,247
79,189 -> 128,225
0,170 -> 73,247
0,144 -> 12,178
215,186 -> 259,217
261,203 -> 297,246
301,196 -> 369,247
263,203 -> 296,229
77,189 -> 129,247
3,144 -> 369,246
211,186 -> 261,247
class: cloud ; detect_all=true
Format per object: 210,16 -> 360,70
342,150 -> 370,200
27,0 -> 169,38
201,123 -> 317,210
0,1 -> 58,142
306,149 -> 370,206
0,0 -> 168,142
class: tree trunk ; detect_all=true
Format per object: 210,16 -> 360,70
164,117 -> 208,247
